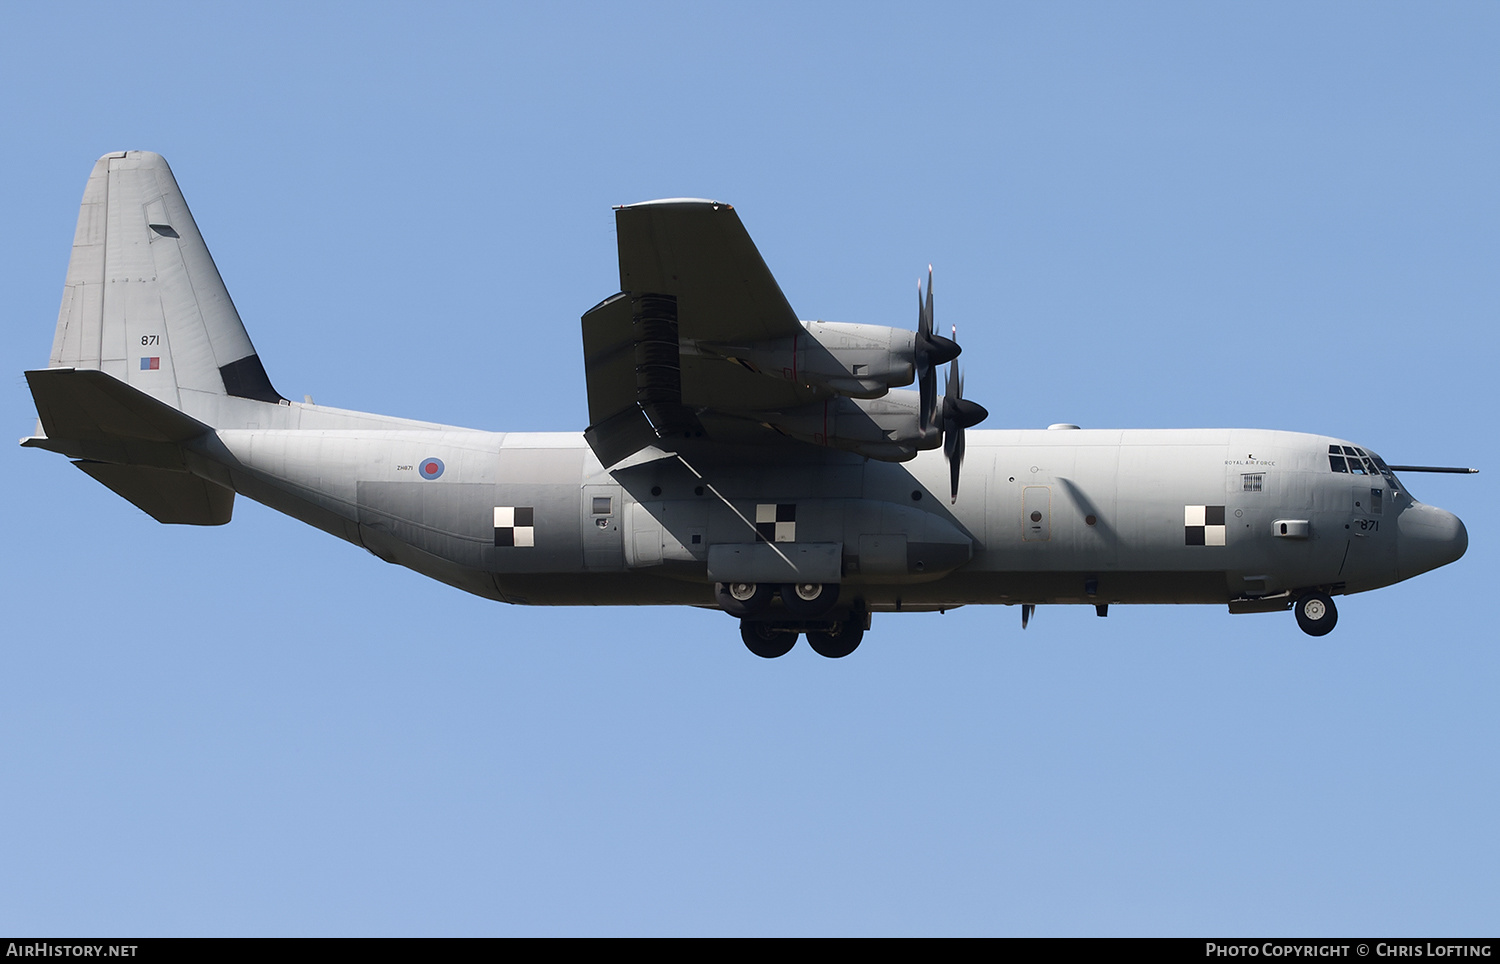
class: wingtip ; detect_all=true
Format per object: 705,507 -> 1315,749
615,198 -> 732,212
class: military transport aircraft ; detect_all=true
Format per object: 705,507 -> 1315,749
23,152 -> 1473,658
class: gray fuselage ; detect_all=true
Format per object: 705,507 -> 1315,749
204,403 -> 1466,614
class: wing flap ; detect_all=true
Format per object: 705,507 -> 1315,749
581,291 -> 707,466
583,407 -> 660,469
580,292 -> 639,428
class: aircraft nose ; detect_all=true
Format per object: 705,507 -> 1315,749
1397,503 -> 1468,580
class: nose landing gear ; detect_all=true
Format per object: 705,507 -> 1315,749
1294,591 -> 1338,636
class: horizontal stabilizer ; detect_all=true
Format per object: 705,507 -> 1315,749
25,367 -> 212,444
73,461 -> 233,526
25,369 -> 231,524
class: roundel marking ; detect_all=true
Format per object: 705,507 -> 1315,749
419,457 -> 445,480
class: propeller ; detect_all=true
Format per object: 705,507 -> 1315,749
912,267 -> 985,501
940,357 -> 988,503
916,266 -> 960,431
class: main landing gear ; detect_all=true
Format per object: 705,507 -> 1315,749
1294,591 -> 1338,637
739,615 -> 866,659
718,581 -> 863,658
740,621 -> 798,659
716,581 -> 839,619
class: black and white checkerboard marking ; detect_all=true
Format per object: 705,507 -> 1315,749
1184,505 -> 1226,546
494,506 -> 535,547
755,503 -> 796,543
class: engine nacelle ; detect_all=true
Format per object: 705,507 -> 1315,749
695,321 -> 916,399
759,389 -> 941,462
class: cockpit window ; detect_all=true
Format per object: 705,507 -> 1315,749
1331,444 -> 1402,495
1332,445 -> 1371,474
1369,454 -> 1402,495
1346,446 -> 1370,475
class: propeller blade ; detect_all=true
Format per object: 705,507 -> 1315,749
917,274 -> 936,430
943,358 -> 963,414
917,275 -> 931,340
915,267 -> 963,432
941,361 -> 988,428
923,265 -> 934,340
920,366 -> 937,432
941,361 -> 980,503
947,421 -> 966,503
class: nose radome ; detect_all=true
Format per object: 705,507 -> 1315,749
1397,503 -> 1468,580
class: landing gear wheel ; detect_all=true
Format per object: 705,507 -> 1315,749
806,617 -> 864,659
1294,592 -> 1338,637
716,581 -> 774,617
741,621 -> 797,658
780,582 -> 840,619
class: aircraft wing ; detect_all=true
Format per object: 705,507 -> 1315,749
613,199 -> 801,343
583,200 -> 832,467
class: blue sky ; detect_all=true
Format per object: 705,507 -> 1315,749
2,2 -> 1495,936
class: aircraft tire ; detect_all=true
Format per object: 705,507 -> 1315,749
716,581 -> 774,617
741,621 -> 797,658
1294,592 -> 1338,636
806,618 -> 864,659
780,582 -> 840,619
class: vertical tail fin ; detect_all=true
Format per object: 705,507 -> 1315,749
49,151 -> 283,412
